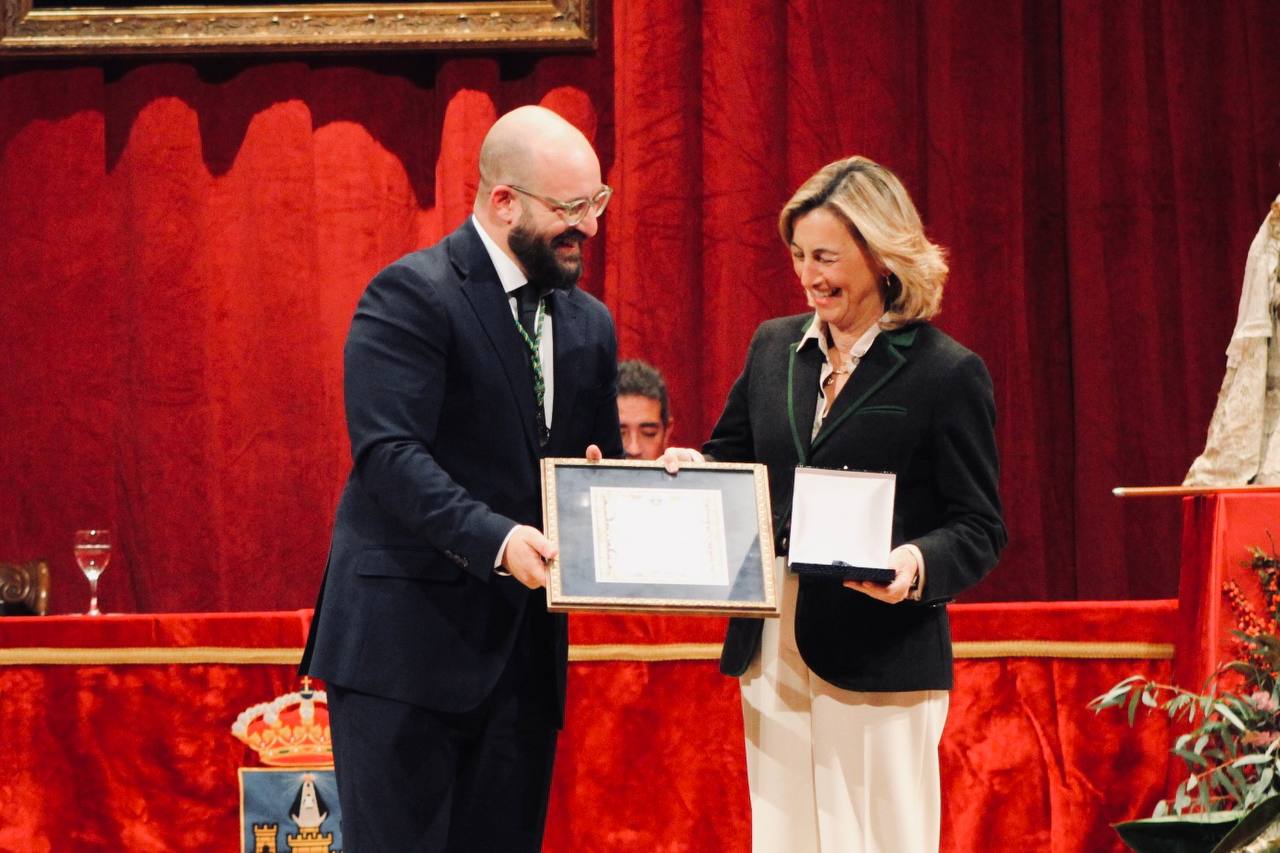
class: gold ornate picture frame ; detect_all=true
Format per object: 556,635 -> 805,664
542,458 -> 779,617
0,0 -> 593,56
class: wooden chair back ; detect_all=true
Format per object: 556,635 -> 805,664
0,559 -> 50,615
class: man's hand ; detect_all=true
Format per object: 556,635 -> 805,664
500,525 -> 558,589
843,545 -> 919,604
656,446 -> 704,474
585,444 -> 603,461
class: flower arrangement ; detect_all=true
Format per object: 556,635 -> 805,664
1089,546 -> 1280,817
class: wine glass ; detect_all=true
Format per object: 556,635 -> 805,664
73,529 -> 111,616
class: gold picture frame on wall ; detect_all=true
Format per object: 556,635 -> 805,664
0,0 -> 594,56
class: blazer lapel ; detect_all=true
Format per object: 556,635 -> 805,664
786,319 -> 824,466
546,288 -> 584,453
809,325 -> 918,456
450,222 -> 541,458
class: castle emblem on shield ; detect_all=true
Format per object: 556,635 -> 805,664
233,677 -> 343,853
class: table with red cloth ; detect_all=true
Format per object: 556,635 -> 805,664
0,604 -> 1173,852
1176,491 -> 1280,692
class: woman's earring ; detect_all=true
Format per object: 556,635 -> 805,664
883,273 -> 901,305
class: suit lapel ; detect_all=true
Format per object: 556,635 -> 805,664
786,333 -> 824,466
450,222 -> 541,458
809,325 -> 918,457
547,288 -> 583,452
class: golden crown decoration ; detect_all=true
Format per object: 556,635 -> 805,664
232,677 -> 333,768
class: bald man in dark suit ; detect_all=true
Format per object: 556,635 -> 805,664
301,105 -> 622,852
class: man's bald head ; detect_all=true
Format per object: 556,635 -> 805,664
476,106 -> 598,201
472,106 -> 606,287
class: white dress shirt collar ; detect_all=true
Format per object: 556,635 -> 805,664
468,214 -> 556,431
796,312 -> 885,357
470,214 -> 528,296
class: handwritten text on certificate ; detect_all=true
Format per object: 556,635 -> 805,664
589,487 -> 730,585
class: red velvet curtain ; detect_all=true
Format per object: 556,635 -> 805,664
2,1 -> 1279,612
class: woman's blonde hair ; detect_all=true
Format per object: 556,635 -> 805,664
779,156 -> 947,328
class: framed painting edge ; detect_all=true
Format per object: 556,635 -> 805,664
0,0 -> 594,57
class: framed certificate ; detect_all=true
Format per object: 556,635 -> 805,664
541,458 -> 779,616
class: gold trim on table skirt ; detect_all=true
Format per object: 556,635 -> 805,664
0,639 -> 1173,666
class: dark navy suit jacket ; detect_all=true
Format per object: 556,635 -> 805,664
706,315 -> 1006,692
301,219 -> 622,721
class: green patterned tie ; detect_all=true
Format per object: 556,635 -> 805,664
513,287 -> 549,448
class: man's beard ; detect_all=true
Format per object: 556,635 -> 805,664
509,222 -> 586,292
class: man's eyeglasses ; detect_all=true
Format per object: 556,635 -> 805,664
508,184 -> 613,227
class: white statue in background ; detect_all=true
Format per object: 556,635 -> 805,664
1185,197 -> 1280,485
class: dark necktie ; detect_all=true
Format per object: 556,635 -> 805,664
512,283 -> 550,448
515,283 -> 542,339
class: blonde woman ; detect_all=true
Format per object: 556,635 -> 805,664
668,156 -> 1005,851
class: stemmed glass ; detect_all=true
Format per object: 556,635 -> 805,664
73,529 -> 111,616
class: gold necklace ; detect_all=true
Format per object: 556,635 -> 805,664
822,355 -> 857,386
824,330 -> 858,387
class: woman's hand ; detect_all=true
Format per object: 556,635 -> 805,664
843,545 -> 920,604
585,444 -> 705,474
656,447 -> 705,474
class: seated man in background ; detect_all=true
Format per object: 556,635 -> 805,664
617,359 -> 675,461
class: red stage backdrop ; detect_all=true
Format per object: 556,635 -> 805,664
2,1 -> 1280,612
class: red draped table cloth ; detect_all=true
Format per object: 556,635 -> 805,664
0,605 -> 1174,852
1176,491 -> 1280,692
